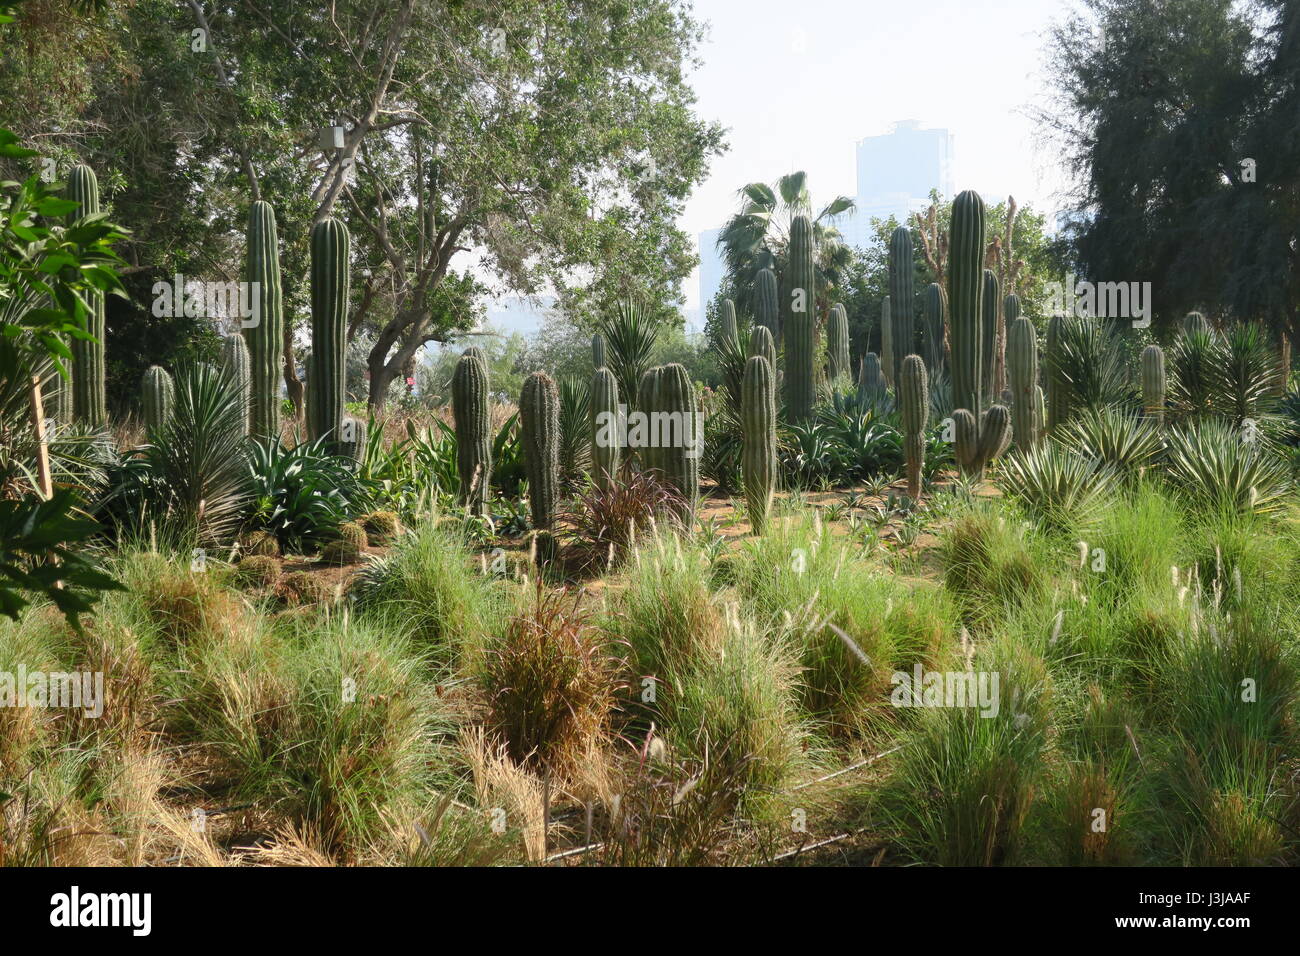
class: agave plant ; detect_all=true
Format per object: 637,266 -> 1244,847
246,435 -> 359,552
1055,406 -> 1164,478
1162,418 -> 1290,517
995,441 -> 1119,533
557,374 -> 591,490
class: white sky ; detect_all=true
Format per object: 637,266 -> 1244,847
679,0 -> 1082,308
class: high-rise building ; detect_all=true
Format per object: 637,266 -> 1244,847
837,120 -> 955,250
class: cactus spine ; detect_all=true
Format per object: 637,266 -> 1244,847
592,333 -> 606,370
754,267 -> 779,342
899,355 -> 928,498
308,217 -> 349,450
649,363 -> 699,522
1141,344 -> 1166,426
221,333 -> 252,436
922,282 -> 947,374
141,365 -> 174,432
742,355 -> 777,534
749,324 -> 776,369
718,298 -> 739,345
783,214 -> 816,423
1007,316 -> 1038,449
591,366 -> 620,491
245,201 -> 285,442
880,296 -> 894,389
827,302 -> 850,383
981,269 -> 1000,404
452,350 -> 492,514
888,225 -> 915,384
520,371 -> 560,530
67,165 -> 105,426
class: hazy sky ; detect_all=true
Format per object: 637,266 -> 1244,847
680,0 -> 1082,308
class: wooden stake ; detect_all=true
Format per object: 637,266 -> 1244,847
28,374 -> 52,500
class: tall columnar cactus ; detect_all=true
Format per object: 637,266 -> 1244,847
718,298 -> 739,345
67,165 -> 105,426
1141,344 -> 1166,426
899,355 -> 928,499
827,302 -> 850,383
220,333 -> 252,436
1007,316 -> 1039,450
141,365 -> 175,432
754,267 -> 779,342
879,296 -> 895,390
858,352 -> 887,396
590,366 -> 620,490
637,366 -> 662,474
981,269 -> 1000,404
1033,385 -> 1046,442
948,190 -> 985,418
749,324 -> 776,369
1045,314 -> 1068,432
1001,293 -> 1021,397
520,371 -> 560,531
244,200 -> 285,442
308,217 -> 350,449
888,225 -> 915,384
452,350 -> 492,514
592,333 -> 606,370
952,405 -> 1012,480
650,362 -> 700,522
1183,311 -> 1210,337
742,354 -> 777,534
783,214 -> 817,423
922,282 -> 947,374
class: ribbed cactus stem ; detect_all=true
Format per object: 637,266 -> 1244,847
67,165 -> 105,426
749,324 -> 776,370
637,366 -> 662,474
1007,316 -> 1038,449
981,269 -> 1000,404
245,201 -> 284,442
880,296 -> 894,390
889,226 -> 915,384
141,365 -> 174,432
783,215 -> 816,423
922,282 -> 947,374
340,416 -> 367,462
858,352 -> 886,396
827,302 -> 850,383
718,298 -> 738,345
308,217 -> 350,450
1183,312 -> 1210,337
1141,344 -> 1166,427
650,363 -> 700,522
742,355 -> 777,534
520,371 -> 560,530
953,404 -> 1011,480
754,267 -> 779,343
591,366 -> 620,491
899,354 -> 928,498
220,333 -> 252,436
452,350 -> 492,514
948,190 -> 985,419
1045,315 -> 1069,432
592,333 -> 606,370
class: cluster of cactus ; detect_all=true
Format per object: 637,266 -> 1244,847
221,333 -> 252,436
753,267 -> 779,342
245,200 -> 284,442
590,366 -> 620,490
141,365 -> 174,431
742,353 -> 777,533
307,217 -> 350,451
1141,344 -> 1166,426
1006,315 -> 1039,449
782,215 -> 816,422
899,354 -> 928,498
947,190 -> 1012,477
640,362 -> 700,521
68,165 -> 106,426
888,226 -> 915,384
827,302 -> 850,382
452,348 -> 493,514
520,371 -> 560,531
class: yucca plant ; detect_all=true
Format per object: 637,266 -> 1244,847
1055,406 -> 1164,478
1217,323 -> 1279,428
995,441 -> 1119,534
1162,419 -> 1290,517
1169,329 -> 1220,421
596,298 -> 663,411
1045,316 -> 1132,420
557,374 -> 591,490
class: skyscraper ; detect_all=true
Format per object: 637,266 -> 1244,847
837,120 -> 955,250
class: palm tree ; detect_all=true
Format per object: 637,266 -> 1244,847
715,171 -> 855,319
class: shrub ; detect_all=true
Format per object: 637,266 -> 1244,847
1162,418 -> 1291,517
941,505 -> 1049,627
995,441 -> 1118,534
563,468 -> 684,572
1055,406 -> 1164,478
246,436 -> 360,552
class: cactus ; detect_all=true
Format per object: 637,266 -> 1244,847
591,366 -> 620,490
245,201 -> 285,442
637,366 -> 661,474
880,296 -> 894,389
1045,314 -> 1068,432
1033,385 -> 1046,442
858,352 -> 887,396
749,324 -> 776,369
718,298 -> 739,345
742,354 -> 777,534
67,165 -> 106,426
981,269 -> 1000,404
649,363 -> 700,522
592,333 -> 606,370
783,215 -> 817,423
1007,316 -> 1038,449
948,190 -> 985,419
1183,311 -> 1210,337
899,354 -> 928,498
220,333 -> 252,436
452,350 -> 492,514
952,404 -> 1012,480
827,302 -> 850,383
754,267 -> 779,342
520,371 -> 560,531
1141,344 -> 1166,426
922,282 -> 947,374
141,365 -> 175,432
888,225 -> 915,383
308,217 -> 350,450
340,415 -> 367,461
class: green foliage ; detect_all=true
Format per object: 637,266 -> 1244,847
451,350 -> 492,514
1162,418 -> 1291,517
519,371 -> 560,531
595,298 -> 663,414
246,436 -> 359,553
996,441 -> 1120,535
